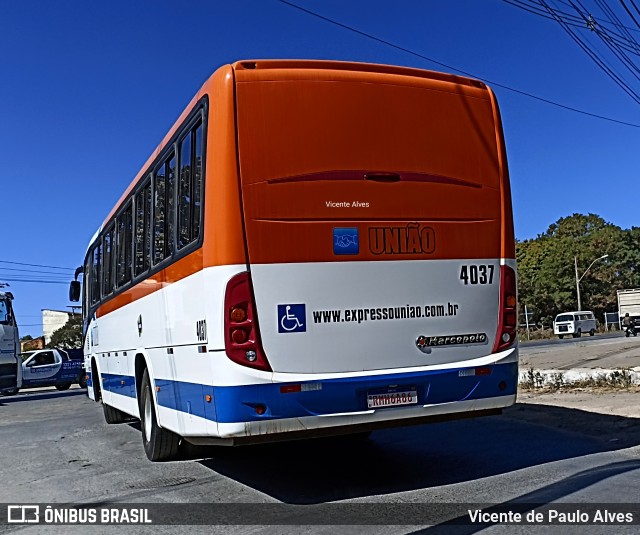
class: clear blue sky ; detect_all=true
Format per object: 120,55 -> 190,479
2,0 -> 639,338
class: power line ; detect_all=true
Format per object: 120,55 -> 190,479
507,0 -> 640,104
545,0 -> 640,103
0,266 -> 78,275
277,0 -> 640,128
0,279 -> 68,284
620,0 -> 640,29
0,260 -> 75,271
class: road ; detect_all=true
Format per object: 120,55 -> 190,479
521,331 -> 625,350
1,352 -> 639,533
520,331 -> 640,372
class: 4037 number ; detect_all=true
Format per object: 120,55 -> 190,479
460,264 -> 494,285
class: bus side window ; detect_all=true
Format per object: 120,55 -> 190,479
178,120 -> 204,250
177,131 -> 192,249
193,122 -> 203,242
134,180 -> 152,277
116,202 -> 133,288
102,225 -> 115,297
153,153 -> 176,264
90,243 -> 102,306
167,155 -> 176,259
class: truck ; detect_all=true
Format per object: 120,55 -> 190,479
18,348 -> 86,392
0,291 -> 21,395
617,288 -> 640,329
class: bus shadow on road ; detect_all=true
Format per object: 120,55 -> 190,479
196,402 -> 640,504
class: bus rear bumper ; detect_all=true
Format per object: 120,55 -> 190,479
185,351 -> 519,445
186,394 -> 515,446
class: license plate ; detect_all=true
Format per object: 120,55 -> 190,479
367,389 -> 418,409
559,326 -> 567,332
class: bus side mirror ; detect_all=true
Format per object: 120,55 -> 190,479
69,281 -> 81,302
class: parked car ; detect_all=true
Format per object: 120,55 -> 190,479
553,311 -> 596,339
18,348 -> 86,392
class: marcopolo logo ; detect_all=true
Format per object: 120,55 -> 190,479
369,223 -> 435,255
416,333 -> 488,353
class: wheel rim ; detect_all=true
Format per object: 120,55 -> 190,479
144,388 -> 153,442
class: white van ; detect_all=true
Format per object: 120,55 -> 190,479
554,311 -> 596,339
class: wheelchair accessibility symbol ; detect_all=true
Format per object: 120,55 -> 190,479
278,304 -> 306,333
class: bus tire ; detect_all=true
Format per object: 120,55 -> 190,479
55,383 -> 72,391
558,335 -> 564,339
103,402 -> 128,424
79,374 -> 88,389
589,329 -> 595,336
140,369 -> 179,462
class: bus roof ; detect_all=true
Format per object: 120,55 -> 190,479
231,59 -> 487,89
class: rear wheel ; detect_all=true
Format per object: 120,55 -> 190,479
558,335 -> 564,339
55,382 -> 72,391
139,369 -> 180,461
589,329 -> 595,336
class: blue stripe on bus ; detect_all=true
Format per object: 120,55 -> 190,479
100,362 -> 517,424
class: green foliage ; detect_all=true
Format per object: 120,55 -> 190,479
46,315 -> 82,349
517,213 -> 640,325
20,334 -> 33,342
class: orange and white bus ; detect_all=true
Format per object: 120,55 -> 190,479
70,60 -> 518,461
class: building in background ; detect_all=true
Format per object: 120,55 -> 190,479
42,309 -> 73,345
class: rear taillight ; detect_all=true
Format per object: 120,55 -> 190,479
493,264 -> 518,353
224,272 -> 272,372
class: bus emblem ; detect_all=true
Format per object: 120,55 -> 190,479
333,228 -> 359,255
416,333 -> 487,352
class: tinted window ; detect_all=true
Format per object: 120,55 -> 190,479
177,121 -> 204,250
177,133 -> 192,249
102,226 -> 115,296
90,244 -> 102,306
166,155 -> 176,258
134,180 -> 152,277
116,203 -> 133,287
153,153 -> 176,264
153,162 -> 166,264
193,123 -> 203,242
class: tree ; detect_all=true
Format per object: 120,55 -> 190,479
46,315 -> 82,349
20,334 -> 33,342
517,213 -> 640,325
